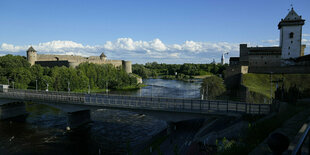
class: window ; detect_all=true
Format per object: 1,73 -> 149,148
291,41 -> 293,44
288,52 -> 290,55
288,46 -> 290,49
290,32 -> 294,38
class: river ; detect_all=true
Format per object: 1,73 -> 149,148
0,79 -> 202,154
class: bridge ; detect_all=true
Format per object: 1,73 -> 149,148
0,89 -> 272,129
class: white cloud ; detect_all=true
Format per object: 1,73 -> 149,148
0,38 -> 240,64
262,39 -> 279,44
303,34 -> 310,37
302,39 -> 310,45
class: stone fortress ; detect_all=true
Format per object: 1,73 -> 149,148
26,47 -> 132,73
227,8 -> 310,75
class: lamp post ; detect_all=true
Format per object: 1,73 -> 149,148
206,84 -> 209,100
46,83 -> 49,92
68,81 -> 70,93
270,72 -> 273,104
88,84 -> 90,94
106,81 -> 108,95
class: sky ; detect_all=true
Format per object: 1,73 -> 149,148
0,0 -> 310,64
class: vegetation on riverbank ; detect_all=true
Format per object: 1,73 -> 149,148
201,75 -> 226,99
242,73 -> 310,101
132,62 -> 227,80
218,102 -> 309,155
0,54 -> 138,91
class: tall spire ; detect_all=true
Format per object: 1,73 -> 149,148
221,53 -> 225,65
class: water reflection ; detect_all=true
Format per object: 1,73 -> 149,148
110,78 -> 202,99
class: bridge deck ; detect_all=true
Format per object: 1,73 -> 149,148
0,89 -> 272,115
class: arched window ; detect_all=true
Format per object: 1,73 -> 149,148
289,32 -> 294,38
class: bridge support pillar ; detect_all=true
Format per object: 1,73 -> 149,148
66,110 -> 91,130
0,102 -> 28,120
167,122 -> 176,135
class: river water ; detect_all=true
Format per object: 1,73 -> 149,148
0,79 -> 202,154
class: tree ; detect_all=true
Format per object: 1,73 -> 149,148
201,76 -> 226,99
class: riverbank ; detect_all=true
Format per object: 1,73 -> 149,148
71,84 -> 146,93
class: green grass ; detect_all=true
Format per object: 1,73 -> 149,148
242,73 -> 310,99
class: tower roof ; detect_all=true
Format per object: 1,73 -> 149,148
27,46 -> 36,52
284,8 -> 302,21
100,52 -> 107,57
278,8 -> 305,29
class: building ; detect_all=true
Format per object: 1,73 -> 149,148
26,47 -> 132,73
227,8 -> 309,74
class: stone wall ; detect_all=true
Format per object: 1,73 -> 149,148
33,54 -> 132,73
35,60 -> 70,67
248,66 -> 310,74
248,55 -> 281,67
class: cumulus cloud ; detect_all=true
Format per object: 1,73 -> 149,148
0,38 -> 240,64
303,34 -> 310,37
262,39 -> 279,44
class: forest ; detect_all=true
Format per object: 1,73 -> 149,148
0,55 -> 138,91
132,62 -> 228,79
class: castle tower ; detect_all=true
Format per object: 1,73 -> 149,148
27,46 -> 37,66
122,60 -> 132,73
100,52 -> 107,61
278,8 -> 305,59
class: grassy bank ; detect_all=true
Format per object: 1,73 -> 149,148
242,73 -> 310,99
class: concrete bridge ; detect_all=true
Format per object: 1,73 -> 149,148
0,89 -> 272,130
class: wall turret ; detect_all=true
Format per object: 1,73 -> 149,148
27,46 -> 37,66
100,52 -> 107,61
122,60 -> 132,73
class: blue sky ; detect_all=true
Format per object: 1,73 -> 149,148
0,0 -> 310,64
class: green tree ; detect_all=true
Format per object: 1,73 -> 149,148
201,76 -> 226,99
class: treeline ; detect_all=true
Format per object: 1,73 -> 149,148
132,62 -> 228,79
0,55 -> 137,91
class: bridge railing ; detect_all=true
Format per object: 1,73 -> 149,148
0,88 -> 272,115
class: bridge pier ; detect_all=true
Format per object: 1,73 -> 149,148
0,102 -> 28,120
66,110 -> 91,130
167,122 -> 176,135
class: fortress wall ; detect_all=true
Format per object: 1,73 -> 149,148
37,55 -> 84,62
248,55 -> 281,67
35,54 -> 131,73
36,61 -> 70,67
104,60 -> 122,67
248,66 -> 310,74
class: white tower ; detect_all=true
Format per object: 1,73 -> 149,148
221,53 -> 225,65
278,8 -> 305,59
